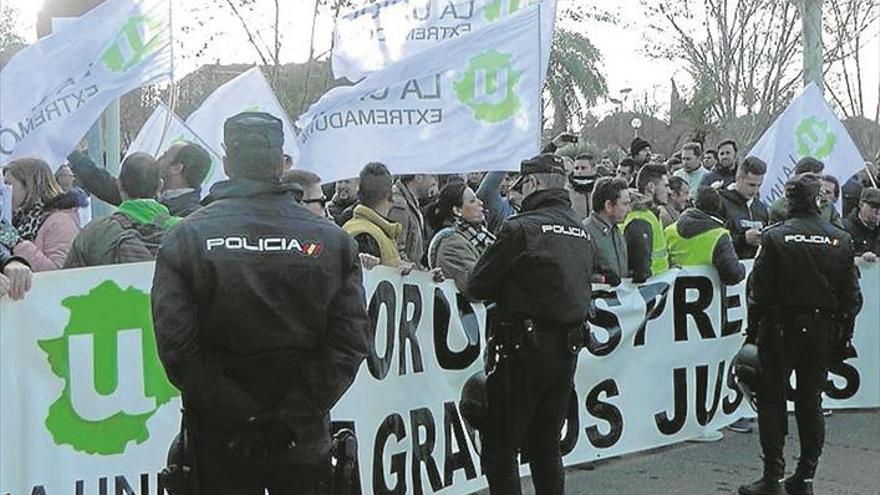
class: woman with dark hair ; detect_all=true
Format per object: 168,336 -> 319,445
427,181 -> 494,297
0,158 -> 88,271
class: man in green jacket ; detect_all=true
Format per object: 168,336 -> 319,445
65,153 -> 181,268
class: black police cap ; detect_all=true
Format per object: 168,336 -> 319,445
223,112 -> 284,152
510,153 -> 566,190
784,173 -> 821,208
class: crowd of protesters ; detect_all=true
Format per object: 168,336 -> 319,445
1,131 -> 879,319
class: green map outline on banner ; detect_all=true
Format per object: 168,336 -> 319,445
101,15 -> 166,73
795,116 -> 837,159
37,281 -> 178,455
454,50 -> 522,124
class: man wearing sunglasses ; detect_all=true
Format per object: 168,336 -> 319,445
282,169 -> 328,218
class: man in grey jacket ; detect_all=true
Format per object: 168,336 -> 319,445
584,177 -> 631,285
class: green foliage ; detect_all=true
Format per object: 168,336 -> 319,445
544,28 -> 608,134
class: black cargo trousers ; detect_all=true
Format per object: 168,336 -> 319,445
481,327 -> 580,495
757,310 -> 831,475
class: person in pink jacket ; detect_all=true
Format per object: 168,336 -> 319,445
1,158 -> 87,271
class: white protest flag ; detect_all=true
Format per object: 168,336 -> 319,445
333,0 -> 557,82
125,102 -> 223,188
0,0 -> 172,169
185,67 -> 300,189
297,6 -> 543,183
751,83 -> 865,205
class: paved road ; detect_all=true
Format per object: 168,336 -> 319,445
488,409 -> 880,495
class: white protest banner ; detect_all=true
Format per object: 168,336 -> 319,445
185,67 -> 300,189
0,0 -> 172,169
750,83 -> 866,206
297,6 -> 543,184
2,263 -> 878,494
125,102 -> 223,189
332,0 -> 557,82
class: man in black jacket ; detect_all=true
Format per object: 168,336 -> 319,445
468,153 -> 593,495
720,157 -> 769,259
151,112 -> 369,494
843,187 -> 880,259
739,174 -> 862,495
69,141 -> 212,217
701,139 -> 739,189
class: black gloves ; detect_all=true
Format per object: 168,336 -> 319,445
228,410 -> 298,460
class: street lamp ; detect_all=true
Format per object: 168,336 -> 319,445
631,117 -> 642,138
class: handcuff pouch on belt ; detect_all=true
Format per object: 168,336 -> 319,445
485,319 -> 587,375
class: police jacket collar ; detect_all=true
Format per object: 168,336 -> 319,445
520,188 -> 571,212
201,179 -> 302,206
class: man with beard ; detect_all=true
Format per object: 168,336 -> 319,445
566,153 -> 598,220
623,164 -> 670,282
701,140 -> 739,189
631,137 -> 652,166
327,178 -> 359,226
673,142 -> 706,200
660,176 -> 689,227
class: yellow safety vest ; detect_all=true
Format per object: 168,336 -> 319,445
665,223 -> 729,267
622,209 -> 670,276
343,205 -> 402,266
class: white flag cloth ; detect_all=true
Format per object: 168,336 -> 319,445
333,0 -> 556,82
750,83 -> 866,206
125,102 -> 222,189
0,0 -> 172,169
185,67 -> 300,189
297,6 -> 543,184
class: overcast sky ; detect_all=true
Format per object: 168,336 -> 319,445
7,0 -> 879,121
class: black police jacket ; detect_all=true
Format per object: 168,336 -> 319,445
468,189 -> 593,327
749,211 -> 861,326
151,179 -> 369,432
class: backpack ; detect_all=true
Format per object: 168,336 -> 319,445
110,212 -> 169,264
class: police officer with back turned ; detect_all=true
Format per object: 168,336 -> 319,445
152,112 -> 369,494
739,174 -> 861,495
468,153 -> 593,495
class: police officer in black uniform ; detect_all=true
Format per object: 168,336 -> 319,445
740,174 -> 861,495
468,153 -> 593,495
152,112 -> 369,494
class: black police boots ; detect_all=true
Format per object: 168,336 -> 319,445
783,460 -> 817,495
738,457 -> 786,495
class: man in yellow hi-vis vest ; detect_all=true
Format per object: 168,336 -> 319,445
623,164 -> 670,282
666,186 -> 746,285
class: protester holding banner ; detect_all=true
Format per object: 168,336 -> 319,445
69,142 -> 212,217
0,246 -> 31,300
719,157 -> 770,260
152,112 -> 369,494
468,153 -> 593,495
0,159 -> 87,271
623,164 -> 670,283
741,174 -> 862,495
